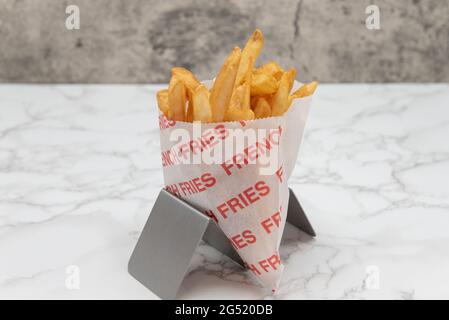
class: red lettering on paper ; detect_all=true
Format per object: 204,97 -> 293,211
159,114 -> 176,129
249,253 -> 282,274
161,124 -> 229,168
167,173 -> 217,197
261,211 -> 281,234
246,263 -> 262,276
275,166 -> 283,183
221,126 -> 283,176
204,209 -> 218,224
165,184 -> 181,197
227,197 -> 245,213
230,229 -> 257,249
242,186 -> 259,204
217,203 -> 230,219
267,253 -> 281,270
255,180 -> 270,196
215,180 -> 270,219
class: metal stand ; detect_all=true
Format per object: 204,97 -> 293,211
128,188 -> 315,299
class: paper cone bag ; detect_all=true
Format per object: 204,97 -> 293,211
157,81 -> 312,291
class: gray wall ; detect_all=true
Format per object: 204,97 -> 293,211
0,0 -> 448,83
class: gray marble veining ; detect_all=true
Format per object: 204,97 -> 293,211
0,0 -> 448,83
0,84 -> 448,299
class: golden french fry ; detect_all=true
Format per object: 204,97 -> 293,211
224,108 -> 255,121
250,94 -> 272,108
240,59 -> 253,110
159,30 -> 317,123
254,61 -> 284,80
210,47 -> 242,122
270,68 -> 296,116
288,81 -> 318,106
287,69 -> 296,92
168,76 -> 187,121
229,57 -> 253,113
156,89 -> 170,116
185,100 -> 194,122
192,84 -> 213,123
229,83 -> 246,109
250,95 -> 259,109
235,29 -> 264,86
254,97 -> 272,119
242,83 -> 251,110
292,81 -> 318,98
224,83 -> 255,121
171,67 -> 201,93
250,73 -> 279,96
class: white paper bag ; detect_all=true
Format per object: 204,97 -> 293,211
157,81 -> 312,291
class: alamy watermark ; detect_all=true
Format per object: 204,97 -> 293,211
65,5 -> 80,30
65,265 -> 81,290
365,5 -> 380,30
364,265 -> 380,290
161,122 -> 282,175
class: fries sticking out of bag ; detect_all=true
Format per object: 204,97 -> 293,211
157,29 -> 318,122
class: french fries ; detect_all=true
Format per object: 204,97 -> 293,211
192,84 -> 213,123
185,100 -> 194,122
172,67 -> 201,121
210,47 -> 242,122
224,81 -> 255,121
254,97 -> 272,119
254,61 -> 284,80
156,89 -> 169,116
156,29 -> 318,123
171,67 -> 201,93
251,73 -> 278,96
235,29 -> 264,86
224,108 -> 255,121
241,58 -> 253,111
290,81 -> 318,99
167,76 -> 187,121
271,68 -> 296,116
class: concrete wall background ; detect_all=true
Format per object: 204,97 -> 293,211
0,0 -> 448,83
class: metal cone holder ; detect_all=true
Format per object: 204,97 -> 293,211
128,188 -> 315,299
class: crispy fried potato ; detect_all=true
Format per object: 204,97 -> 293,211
287,69 -> 296,92
171,67 -> 201,93
185,100 -> 194,122
254,97 -> 272,119
210,47 -> 242,122
230,57 -> 253,112
270,68 -> 296,116
156,89 -> 170,116
242,59 -> 253,110
224,108 -> 255,121
254,61 -> 284,80
235,29 -> 264,86
242,83 -> 251,110
192,84 -> 213,123
224,83 -> 255,121
159,29 -> 315,122
250,95 -> 271,109
288,81 -> 318,106
168,76 -> 187,121
292,81 -> 318,98
250,95 -> 259,109
229,83 -> 246,109
251,72 -> 279,96
172,67 -> 201,122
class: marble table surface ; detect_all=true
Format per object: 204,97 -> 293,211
0,84 -> 448,300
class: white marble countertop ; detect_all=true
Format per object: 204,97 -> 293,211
1,84 -> 448,300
